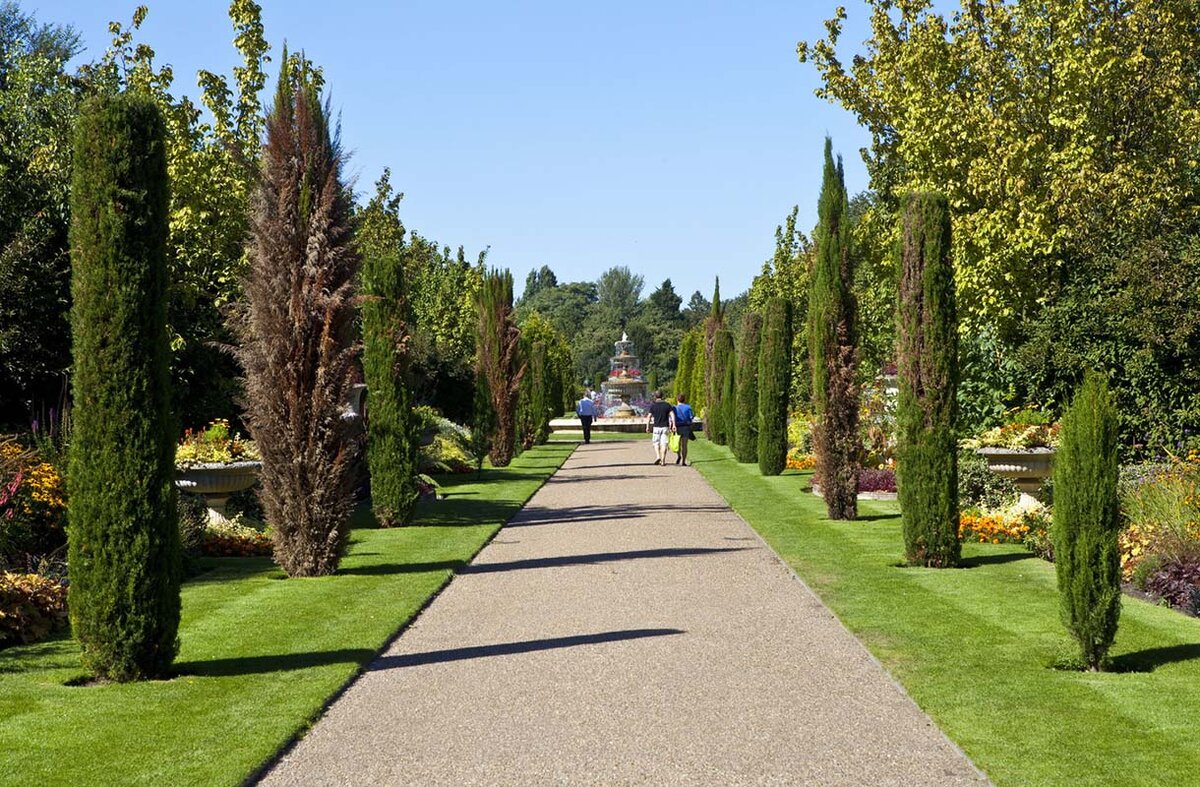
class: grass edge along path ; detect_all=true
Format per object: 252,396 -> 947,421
687,439 -> 1200,787
0,442 -> 574,787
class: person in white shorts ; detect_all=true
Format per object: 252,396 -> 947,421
644,390 -> 676,466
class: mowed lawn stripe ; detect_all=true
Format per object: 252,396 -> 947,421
688,439 -> 1200,787
0,443 -> 574,787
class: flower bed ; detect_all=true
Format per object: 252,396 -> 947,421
200,521 -> 273,558
0,571 -> 67,648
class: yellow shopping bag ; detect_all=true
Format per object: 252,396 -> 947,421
668,432 -> 681,453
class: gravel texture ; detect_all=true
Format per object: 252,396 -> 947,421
260,441 -> 988,786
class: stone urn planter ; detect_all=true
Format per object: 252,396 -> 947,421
975,447 -> 1055,509
176,461 -> 262,524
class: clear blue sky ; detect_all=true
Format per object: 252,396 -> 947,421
39,1 -> 875,301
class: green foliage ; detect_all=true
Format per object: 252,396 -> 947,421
750,206 -> 813,411
0,5 -> 80,424
757,297 -> 792,475
800,1 -> 1200,454
83,4 -> 271,428
469,371 -> 493,475
67,94 -> 180,680
516,311 -> 573,449
896,192 -> 959,567
807,139 -> 859,520
1052,373 -> 1121,670
357,168 -> 419,527
360,250 -> 418,527
733,312 -> 762,462
475,268 -> 525,467
232,52 -> 360,578
673,330 -> 696,400
707,328 -> 734,445
958,450 -> 1018,511
719,334 -> 737,453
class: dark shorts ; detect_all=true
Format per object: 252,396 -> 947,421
676,423 -> 692,440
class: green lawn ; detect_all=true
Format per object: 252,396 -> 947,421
688,439 -> 1200,787
548,430 -> 640,442
0,443 -> 573,787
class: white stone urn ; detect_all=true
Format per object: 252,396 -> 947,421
976,447 -> 1055,509
175,461 -> 262,524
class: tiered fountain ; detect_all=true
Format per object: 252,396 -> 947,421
601,332 -> 648,418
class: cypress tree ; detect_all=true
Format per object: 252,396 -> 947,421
720,333 -> 738,452
896,192 -> 960,567
674,330 -> 696,400
475,268 -> 525,466
689,327 -> 707,415
1053,372 -> 1121,671
758,297 -> 792,475
702,278 -> 723,419
807,138 -> 859,520
360,252 -> 417,527
67,94 -> 180,681
708,328 -> 734,445
232,53 -> 362,577
733,312 -> 763,462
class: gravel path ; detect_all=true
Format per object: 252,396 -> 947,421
260,441 -> 987,786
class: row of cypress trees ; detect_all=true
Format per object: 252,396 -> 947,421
894,186 -> 1119,667
64,63 -> 570,682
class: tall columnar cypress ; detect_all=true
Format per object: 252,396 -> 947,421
708,328 -> 734,445
232,54 -> 362,577
674,330 -> 696,400
1052,372 -> 1121,671
758,297 -> 793,475
360,252 -> 417,527
896,192 -> 960,567
807,138 -> 859,520
702,278 -> 723,418
733,312 -> 763,462
475,268 -> 525,466
67,94 -> 180,681
689,327 -> 707,415
720,333 -> 738,452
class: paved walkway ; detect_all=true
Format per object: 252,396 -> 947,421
261,441 -> 986,786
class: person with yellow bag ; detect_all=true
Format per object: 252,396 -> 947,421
671,393 -> 694,466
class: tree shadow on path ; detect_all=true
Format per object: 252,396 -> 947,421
339,546 -> 752,577
370,628 -> 685,671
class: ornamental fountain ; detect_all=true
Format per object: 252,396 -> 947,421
600,332 -> 649,418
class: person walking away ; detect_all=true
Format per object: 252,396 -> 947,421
645,390 -> 676,465
673,393 -> 694,466
576,393 -> 597,444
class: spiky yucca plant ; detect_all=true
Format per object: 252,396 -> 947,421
231,52 -> 361,577
476,268 -> 525,467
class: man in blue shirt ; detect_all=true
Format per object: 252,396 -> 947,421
673,394 -> 694,466
576,394 -> 597,444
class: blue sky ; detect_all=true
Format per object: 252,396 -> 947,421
39,1 -> 877,301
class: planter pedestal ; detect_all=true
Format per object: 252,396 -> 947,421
976,448 -> 1055,510
176,461 -> 262,524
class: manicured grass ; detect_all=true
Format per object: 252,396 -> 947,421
0,443 -> 573,787
548,430 -> 640,442
688,439 -> 1200,787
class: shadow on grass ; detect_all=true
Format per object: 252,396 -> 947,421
1109,643 -> 1200,673
174,648 -> 375,677
371,628 -> 685,671
959,552 -> 1037,568
339,546 -> 751,577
